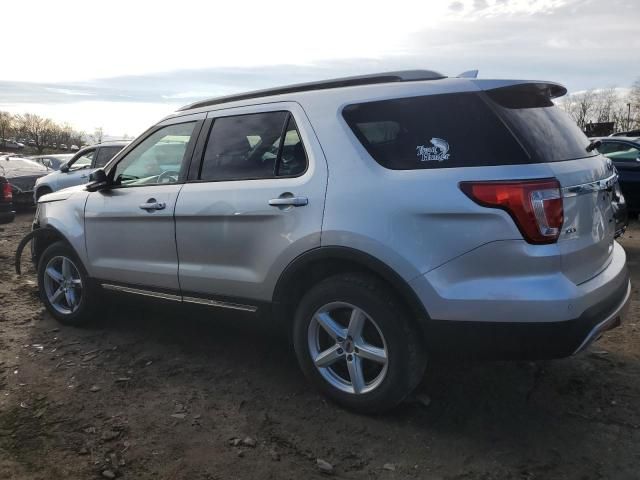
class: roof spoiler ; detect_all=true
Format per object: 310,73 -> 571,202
457,69 -> 479,79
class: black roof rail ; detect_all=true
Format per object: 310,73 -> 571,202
178,69 -> 446,111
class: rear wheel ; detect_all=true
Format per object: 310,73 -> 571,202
293,273 -> 426,413
37,241 -> 99,325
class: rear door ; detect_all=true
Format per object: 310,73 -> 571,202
175,102 -> 327,302
484,85 -> 616,284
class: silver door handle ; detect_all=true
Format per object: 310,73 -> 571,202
268,196 -> 308,207
139,201 -> 166,211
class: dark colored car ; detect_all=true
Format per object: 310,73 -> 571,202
0,155 -> 49,207
593,137 -> 640,212
0,175 -> 15,223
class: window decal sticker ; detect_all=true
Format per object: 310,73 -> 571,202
416,137 -> 450,162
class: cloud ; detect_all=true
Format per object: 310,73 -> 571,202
0,0 -> 638,136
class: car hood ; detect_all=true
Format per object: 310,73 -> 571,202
38,184 -> 87,204
0,158 -> 49,178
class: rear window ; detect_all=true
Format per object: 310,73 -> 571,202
342,92 -> 530,170
485,84 -> 594,163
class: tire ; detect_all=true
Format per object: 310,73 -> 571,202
35,187 -> 52,201
37,241 -> 99,326
293,273 -> 426,413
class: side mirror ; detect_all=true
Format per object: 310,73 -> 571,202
86,169 -> 110,192
60,164 -> 70,173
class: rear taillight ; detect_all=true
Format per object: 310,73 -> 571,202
1,182 -> 11,201
460,178 -> 563,244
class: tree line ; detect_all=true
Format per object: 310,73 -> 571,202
558,78 -> 640,132
0,111 -> 105,153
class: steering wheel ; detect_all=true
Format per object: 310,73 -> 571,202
157,170 -> 180,183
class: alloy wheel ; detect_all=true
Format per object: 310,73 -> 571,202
43,255 -> 83,315
308,302 -> 388,394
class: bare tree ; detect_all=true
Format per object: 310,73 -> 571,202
628,78 -> 640,130
0,111 -> 13,147
593,87 -> 618,123
558,90 -> 597,130
17,113 -> 53,153
93,127 -> 104,144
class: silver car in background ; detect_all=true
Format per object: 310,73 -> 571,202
22,71 -> 630,413
33,141 -> 127,200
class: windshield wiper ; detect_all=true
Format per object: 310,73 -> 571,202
586,139 -> 602,152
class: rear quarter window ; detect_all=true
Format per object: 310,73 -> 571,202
342,92 -> 530,170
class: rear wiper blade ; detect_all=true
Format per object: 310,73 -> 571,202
586,140 -> 602,152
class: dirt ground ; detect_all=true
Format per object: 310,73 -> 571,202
1,212 -> 639,480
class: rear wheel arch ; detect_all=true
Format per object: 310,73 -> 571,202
272,246 -> 430,335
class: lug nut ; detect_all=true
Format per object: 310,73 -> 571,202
337,348 -> 344,354
347,354 -> 353,362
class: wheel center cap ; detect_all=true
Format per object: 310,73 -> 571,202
344,338 -> 354,354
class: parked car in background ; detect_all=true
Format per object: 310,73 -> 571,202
611,129 -> 640,138
34,141 -> 127,200
593,137 -> 640,212
1,139 -> 25,150
70,145 -> 80,152
23,71 -> 630,413
0,174 -> 15,223
0,155 -> 49,206
29,154 -> 74,171
59,144 -> 68,151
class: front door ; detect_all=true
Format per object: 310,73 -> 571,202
175,103 -> 328,302
84,118 -> 202,290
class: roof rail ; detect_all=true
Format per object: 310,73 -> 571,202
178,69 -> 446,111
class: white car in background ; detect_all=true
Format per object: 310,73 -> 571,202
33,141 -> 127,200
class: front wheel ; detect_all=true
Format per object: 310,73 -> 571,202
293,273 -> 426,413
37,241 -> 99,325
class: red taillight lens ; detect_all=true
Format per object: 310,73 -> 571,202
460,178 -> 564,244
1,182 -> 11,201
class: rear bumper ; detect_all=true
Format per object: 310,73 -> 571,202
423,277 -> 630,360
411,239 -> 630,360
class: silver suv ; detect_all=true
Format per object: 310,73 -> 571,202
19,71 -> 630,413
33,141 -> 128,201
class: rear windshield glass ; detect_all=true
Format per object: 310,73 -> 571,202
342,92 -> 530,170
485,85 -> 594,163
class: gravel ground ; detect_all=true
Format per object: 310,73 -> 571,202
1,212 -> 639,479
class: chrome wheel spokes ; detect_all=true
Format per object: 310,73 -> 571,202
309,302 -> 389,395
43,256 -> 83,315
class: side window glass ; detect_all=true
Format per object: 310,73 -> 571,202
277,116 -> 307,176
601,142 -> 639,162
200,112 -> 288,181
70,150 -> 94,171
94,146 -> 123,168
113,122 -> 195,187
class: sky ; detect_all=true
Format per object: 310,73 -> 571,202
1,0 -> 638,137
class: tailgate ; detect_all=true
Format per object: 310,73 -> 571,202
547,156 -> 616,284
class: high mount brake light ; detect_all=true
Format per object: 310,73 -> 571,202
460,179 -> 563,244
1,182 -> 11,201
